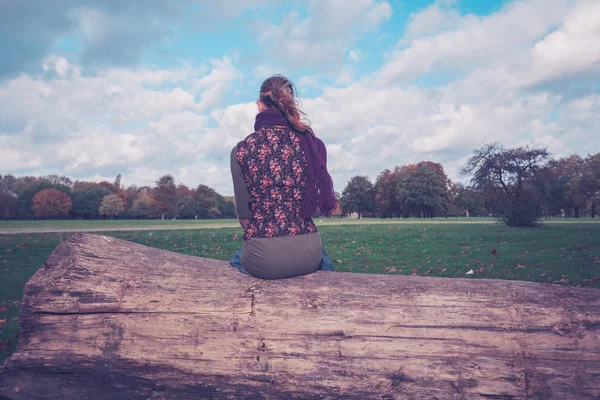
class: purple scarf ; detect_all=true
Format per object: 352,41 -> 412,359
254,107 -> 338,218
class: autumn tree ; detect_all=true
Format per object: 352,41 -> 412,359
176,184 -> 195,219
99,194 -> 125,219
20,180 -> 71,219
374,168 -> 403,218
461,143 -> 549,227
152,175 -> 177,219
341,176 -> 376,218
129,193 -> 153,219
32,188 -> 72,219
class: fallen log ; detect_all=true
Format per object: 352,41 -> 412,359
0,233 -> 599,399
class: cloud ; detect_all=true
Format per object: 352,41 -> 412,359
0,0 -> 281,80
378,0 -> 571,85
0,56 -> 245,194
258,0 -> 391,69
525,0 -> 600,86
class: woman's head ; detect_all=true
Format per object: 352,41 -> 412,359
258,75 -> 313,134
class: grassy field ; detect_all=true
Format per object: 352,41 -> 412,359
1,222 -> 599,363
1,217 -> 598,233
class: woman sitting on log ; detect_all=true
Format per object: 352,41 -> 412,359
229,75 -> 337,279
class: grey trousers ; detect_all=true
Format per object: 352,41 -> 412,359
241,233 -> 323,279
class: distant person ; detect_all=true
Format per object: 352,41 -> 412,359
229,75 -> 337,279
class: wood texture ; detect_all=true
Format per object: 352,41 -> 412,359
0,233 -> 599,399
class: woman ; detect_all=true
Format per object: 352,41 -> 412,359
229,75 -> 337,279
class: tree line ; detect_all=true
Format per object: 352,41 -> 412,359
339,144 -> 600,226
0,174 -> 236,220
2,144 -> 599,226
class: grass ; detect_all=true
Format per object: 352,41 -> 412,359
1,222 -> 599,364
2,217 -> 598,233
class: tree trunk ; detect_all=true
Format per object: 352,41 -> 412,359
1,233 -> 599,400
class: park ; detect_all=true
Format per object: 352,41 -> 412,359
2,0 -> 600,398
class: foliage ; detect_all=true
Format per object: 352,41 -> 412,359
462,144 -> 549,227
129,193 -> 153,218
18,180 -> 71,219
193,184 -> 221,218
32,189 -> 72,218
151,175 -> 177,219
0,175 -> 19,219
341,176 -> 376,218
374,168 -> 403,218
71,187 -> 112,219
396,162 -> 453,218
454,184 -> 487,217
99,194 -> 125,219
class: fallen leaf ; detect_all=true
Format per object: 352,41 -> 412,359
516,264 -> 527,269
441,268 -> 446,272
0,319 -> 5,326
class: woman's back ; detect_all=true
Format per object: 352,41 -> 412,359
237,123 -> 318,240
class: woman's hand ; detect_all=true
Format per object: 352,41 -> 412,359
239,218 -> 249,231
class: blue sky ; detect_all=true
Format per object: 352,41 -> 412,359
1,0 -> 599,195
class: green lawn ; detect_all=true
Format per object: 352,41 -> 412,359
1,222 -> 599,363
1,217 -> 598,233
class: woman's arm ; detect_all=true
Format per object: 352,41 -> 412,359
230,145 -> 251,229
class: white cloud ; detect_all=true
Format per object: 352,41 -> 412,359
378,0 -> 571,85
526,0 -> 600,86
0,56 -> 245,194
259,0 -> 391,69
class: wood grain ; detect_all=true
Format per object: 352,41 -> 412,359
1,233 -> 599,399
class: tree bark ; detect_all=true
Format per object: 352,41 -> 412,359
1,233 -> 599,399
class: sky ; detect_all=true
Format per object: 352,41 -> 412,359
1,0 -> 599,195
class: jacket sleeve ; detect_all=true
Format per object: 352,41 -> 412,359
230,144 -> 251,219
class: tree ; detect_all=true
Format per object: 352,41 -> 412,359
340,176 -> 375,218
193,184 -> 220,219
129,193 -> 153,219
152,175 -> 177,219
32,189 -> 72,219
396,162 -> 453,218
176,184 -> 195,219
539,155 -> 585,218
374,168 -> 403,218
71,187 -> 111,219
461,143 -> 549,227
454,184 -> 486,217
99,194 -> 125,219
221,196 -> 238,219
572,153 -> 600,218
21,181 -> 71,219
0,175 -> 19,219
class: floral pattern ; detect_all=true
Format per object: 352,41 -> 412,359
237,125 -> 318,240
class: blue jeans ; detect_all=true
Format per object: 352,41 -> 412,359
229,247 -> 335,275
